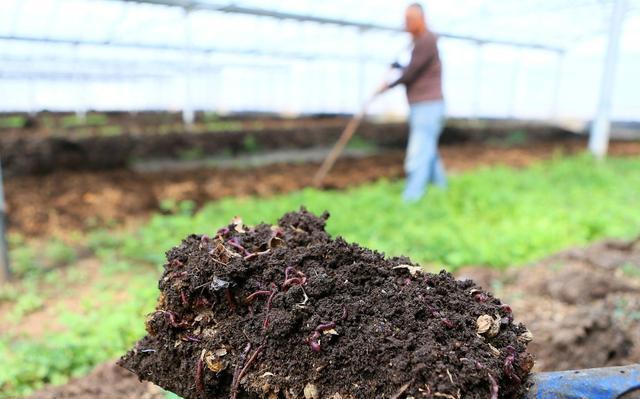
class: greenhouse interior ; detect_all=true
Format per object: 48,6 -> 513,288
1,0 -> 640,398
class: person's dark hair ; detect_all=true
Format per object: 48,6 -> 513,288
408,3 -> 424,14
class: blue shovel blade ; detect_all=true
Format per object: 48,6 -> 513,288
524,364 -> 640,399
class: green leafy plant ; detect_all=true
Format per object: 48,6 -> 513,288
346,135 -> 377,151
0,115 -> 26,129
177,147 -> 205,161
621,262 -> 640,279
7,292 -> 44,323
44,240 -> 77,266
85,113 -> 108,126
99,125 -> 123,136
242,134 -> 259,153
205,120 -> 243,132
123,154 -> 640,269
0,274 -> 158,398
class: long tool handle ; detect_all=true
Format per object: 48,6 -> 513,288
312,96 -> 374,186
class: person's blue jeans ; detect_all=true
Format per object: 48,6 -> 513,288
403,100 -> 446,202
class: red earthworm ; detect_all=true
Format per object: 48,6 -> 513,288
487,372 -> 499,399
282,266 -> 307,290
262,285 -> 278,330
195,350 -> 205,397
500,304 -> 514,324
230,343 -> 252,399
441,318 -> 455,328
243,249 -> 270,260
245,290 -> 272,303
227,237 -> 251,256
306,322 -> 337,352
156,310 -> 189,328
225,288 -> 237,313
473,292 -> 489,303
503,345 -> 520,382
284,266 -> 295,280
168,271 -> 188,280
237,345 -> 264,384
462,356 -> 499,399
195,297 -> 210,307
282,277 -> 307,290
316,322 -> 336,332
307,331 -> 321,352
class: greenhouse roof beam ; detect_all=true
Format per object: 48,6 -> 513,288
121,0 -> 400,30
119,0 -> 564,52
0,70 -> 168,80
0,55 -> 287,72
0,35 -> 391,62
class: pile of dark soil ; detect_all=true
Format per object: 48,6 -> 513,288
119,209 -> 533,399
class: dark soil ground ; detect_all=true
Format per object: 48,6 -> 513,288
457,237 -> 640,372
26,235 -> 640,399
6,140 -> 640,237
119,209 -> 533,399
0,115 -> 581,176
0,119 -> 407,176
26,363 -> 164,399
0,113 -> 352,140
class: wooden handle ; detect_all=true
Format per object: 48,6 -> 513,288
312,99 -> 373,186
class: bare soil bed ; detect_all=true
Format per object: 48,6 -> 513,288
6,140 -> 640,237
25,363 -> 164,399
0,121 -> 406,176
457,237 -> 640,372
25,235 -> 640,399
0,117 -> 578,176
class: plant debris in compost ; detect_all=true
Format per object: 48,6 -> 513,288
119,208 -> 534,399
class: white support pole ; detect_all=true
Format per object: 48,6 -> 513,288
589,0 -> 627,158
0,157 -> 10,283
182,8 -> 195,129
473,42 -> 484,118
550,50 -> 565,120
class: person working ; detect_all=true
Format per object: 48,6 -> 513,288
379,3 -> 446,202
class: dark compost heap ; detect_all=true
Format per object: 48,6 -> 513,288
119,209 -> 534,399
